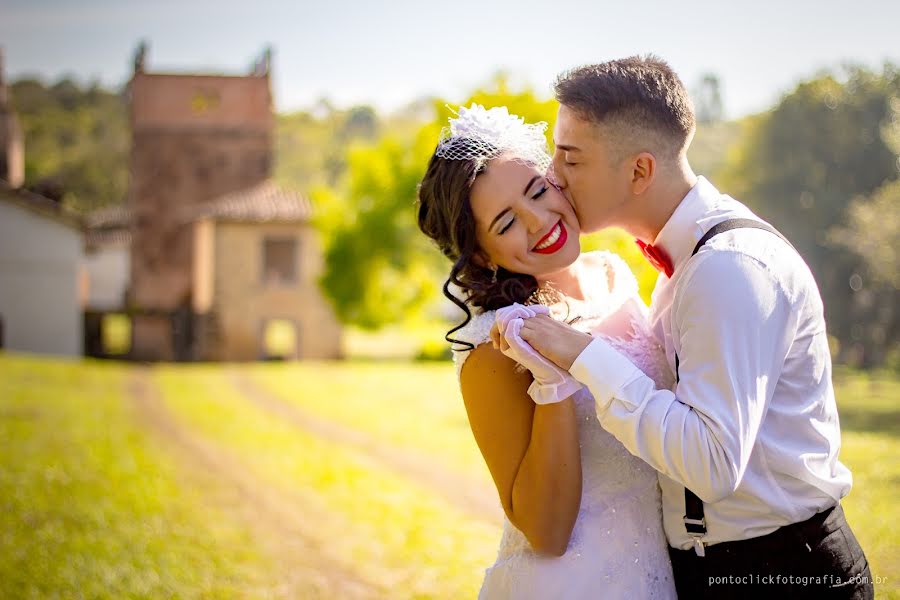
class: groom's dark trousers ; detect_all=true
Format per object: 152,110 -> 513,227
668,504 -> 874,599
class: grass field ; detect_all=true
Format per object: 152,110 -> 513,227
0,353 -> 897,598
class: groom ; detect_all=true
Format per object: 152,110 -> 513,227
495,56 -> 874,598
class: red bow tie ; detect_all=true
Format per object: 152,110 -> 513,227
635,239 -> 674,278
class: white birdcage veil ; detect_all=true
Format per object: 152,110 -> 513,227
434,104 -> 551,174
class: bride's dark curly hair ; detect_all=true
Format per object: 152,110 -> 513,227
417,137 -> 540,351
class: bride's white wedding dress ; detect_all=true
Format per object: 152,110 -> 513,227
454,251 -> 677,599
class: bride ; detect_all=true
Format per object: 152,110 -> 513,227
416,105 -> 677,599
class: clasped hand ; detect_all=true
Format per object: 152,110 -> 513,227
490,303 -> 594,404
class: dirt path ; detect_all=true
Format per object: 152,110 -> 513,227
229,371 -> 503,526
128,367 -> 390,600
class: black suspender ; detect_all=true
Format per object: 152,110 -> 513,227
675,218 -> 794,556
689,218 -> 794,260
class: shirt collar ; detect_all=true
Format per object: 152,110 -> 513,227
652,176 -> 722,275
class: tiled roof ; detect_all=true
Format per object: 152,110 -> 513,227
84,204 -> 132,229
188,180 -> 312,223
82,181 -> 311,248
84,204 -> 132,248
85,227 -> 131,248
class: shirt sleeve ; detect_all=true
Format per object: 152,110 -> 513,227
569,250 -> 797,502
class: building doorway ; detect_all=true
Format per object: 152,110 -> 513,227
261,318 -> 298,360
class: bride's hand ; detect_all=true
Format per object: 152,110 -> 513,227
490,303 -> 550,351
493,304 -> 584,405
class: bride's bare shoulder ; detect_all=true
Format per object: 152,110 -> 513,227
453,309 -> 526,384
459,342 -> 532,408
461,342 -> 520,377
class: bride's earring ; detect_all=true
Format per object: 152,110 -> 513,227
490,265 -> 498,284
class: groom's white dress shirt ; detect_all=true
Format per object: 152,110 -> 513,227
569,177 -> 852,550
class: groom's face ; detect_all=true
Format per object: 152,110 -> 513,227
551,105 -> 631,232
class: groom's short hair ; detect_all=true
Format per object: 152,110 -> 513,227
554,55 -> 695,162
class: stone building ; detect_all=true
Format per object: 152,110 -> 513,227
101,44 -> 341,361
187,181 -> 341,361
84,204 -> 131,313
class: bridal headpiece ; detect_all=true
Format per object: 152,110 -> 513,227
434,104 -> 551,174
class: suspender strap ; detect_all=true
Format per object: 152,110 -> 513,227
691,218 -> 794,256
674,217 -> 794,556
674,217 -> 791,387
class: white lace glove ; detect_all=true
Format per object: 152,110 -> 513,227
495,303 -> 584,405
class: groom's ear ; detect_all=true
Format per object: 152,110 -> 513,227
630,152 -> 656,196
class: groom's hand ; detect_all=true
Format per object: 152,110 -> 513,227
517,315 -> 593,371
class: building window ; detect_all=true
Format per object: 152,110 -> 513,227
262,237 -> 298,285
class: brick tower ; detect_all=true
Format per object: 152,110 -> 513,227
128,43 -> 274,360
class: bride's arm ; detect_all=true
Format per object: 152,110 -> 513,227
460,342 -> 581,556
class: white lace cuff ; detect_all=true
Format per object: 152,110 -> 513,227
527,377 -> 584,405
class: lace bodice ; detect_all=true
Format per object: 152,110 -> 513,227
453,251 -> 677,599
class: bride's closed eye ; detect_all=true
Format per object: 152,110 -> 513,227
531,185 -> 549,200
497,184 -> 549,235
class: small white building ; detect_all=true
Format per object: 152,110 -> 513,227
83,205 -> 131,312
0,185 -> 85,356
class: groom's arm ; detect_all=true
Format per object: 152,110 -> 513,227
520,251 -> 798,503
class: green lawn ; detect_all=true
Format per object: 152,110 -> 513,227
0,353 -> 897,598
0,357 -> 278,598
245,361 -> 491,479
831,367 -> 900,596
153,364 -> 497,598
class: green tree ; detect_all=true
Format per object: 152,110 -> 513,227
274,102 -> 382,193
318,127 -> 444,328
11,78 -> 129,213
693,73 -> 725,124
718,64 -> 900,367
827,179 -> 900,367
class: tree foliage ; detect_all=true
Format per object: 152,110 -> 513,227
274,104 -> 381,192
317,128 -> 445,329
718,64 -> 900,367
693,73 -> 725,124
10,78 -> 129,213
829,179 -> 900,290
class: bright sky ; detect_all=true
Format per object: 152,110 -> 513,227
2,0 -> 897,118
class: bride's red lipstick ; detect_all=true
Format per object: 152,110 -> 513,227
532,220 -> 567,254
